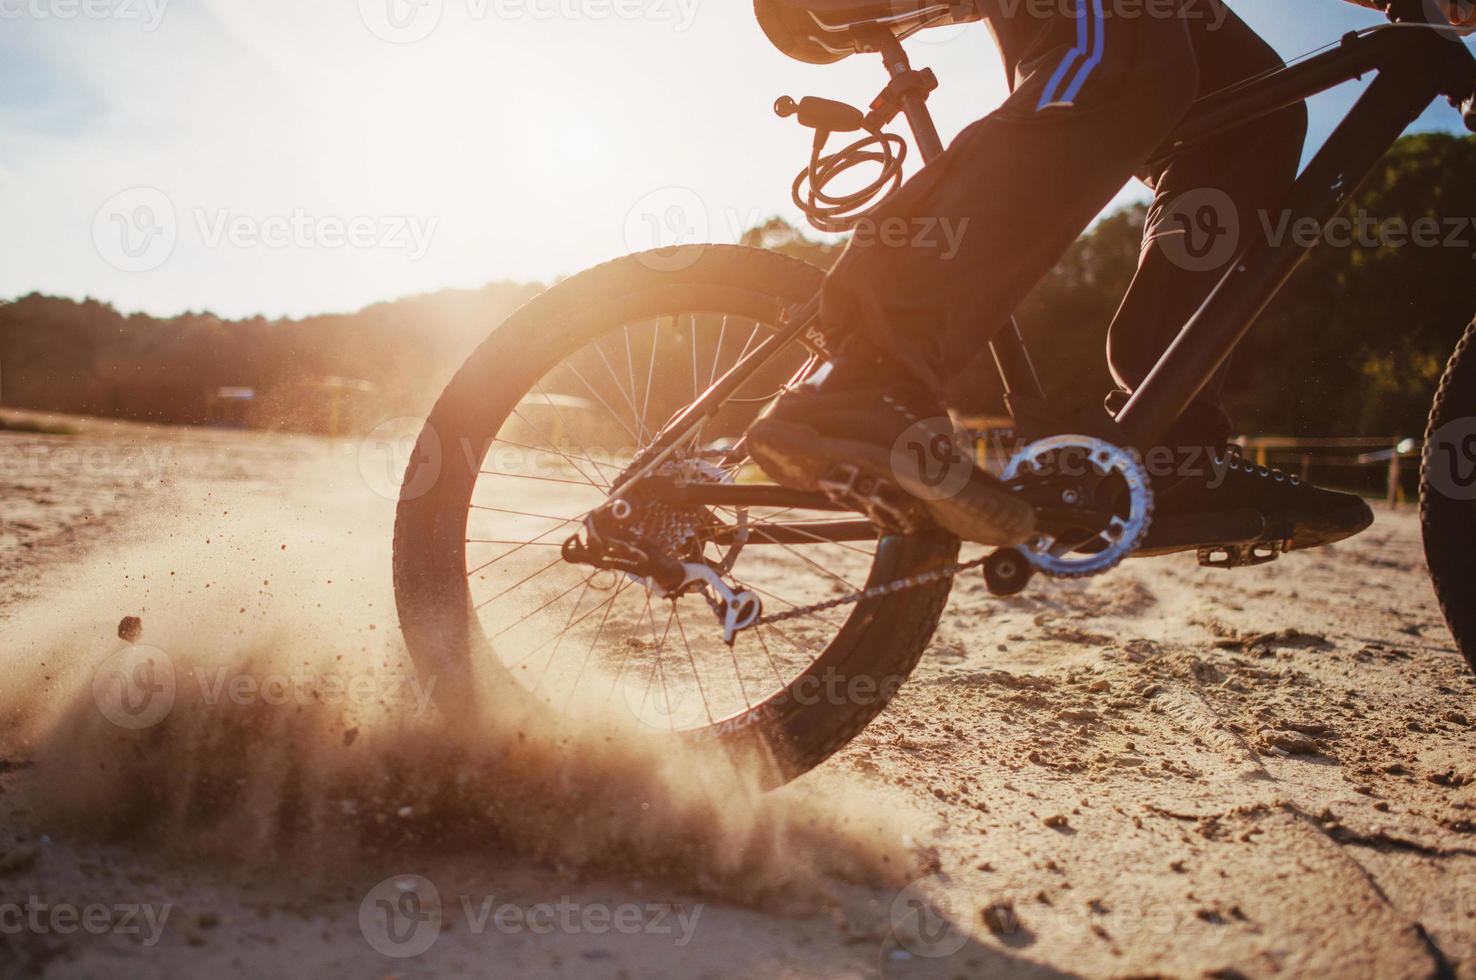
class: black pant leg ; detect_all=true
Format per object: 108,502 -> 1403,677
819,0 -> 1202,394
1104,0 -> 1308,443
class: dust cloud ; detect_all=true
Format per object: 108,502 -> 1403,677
0,448 -> 920,906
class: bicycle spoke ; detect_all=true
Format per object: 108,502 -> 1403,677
492,436 -> 622,483
568,577 -> 633,701
752,625 -> 788,689
707,314 -> 729,392
606,593 -> 656,699
473,553 -> 568,612
746,528 -> 862,592
563,362 -> 641,446
637,604 -> 678,733
478,470 -> 607,489
506,579 -> 629,670
592,337 -> 648,445
509,405 -> 610,490
467,515 -> 580,577
529,578 -> 595,695
490,574 -> 589,641
623,323 -> 652,444
717,507 -> 878,559
671,607 -> 715,726
641,318 -> 661,442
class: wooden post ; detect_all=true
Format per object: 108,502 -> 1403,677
1301,453 -> 1312,483
1386,438 -> 1401,510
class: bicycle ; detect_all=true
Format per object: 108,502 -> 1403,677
392,0 -> 1476,785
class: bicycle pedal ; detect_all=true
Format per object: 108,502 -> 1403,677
819,463 -> 929,533
1197,540 -> 1284,569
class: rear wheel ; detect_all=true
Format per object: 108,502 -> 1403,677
1420,315 -> 1476,676
392,245 -> 958,783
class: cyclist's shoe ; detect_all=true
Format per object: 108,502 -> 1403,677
1150,446 -> 1374,554
744,362 -> 1035,546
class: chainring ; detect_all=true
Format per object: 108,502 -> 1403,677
1002,434 -> 1154,579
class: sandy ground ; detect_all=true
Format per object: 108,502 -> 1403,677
1,410 -> 1474,979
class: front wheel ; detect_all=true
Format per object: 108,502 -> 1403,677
392,245 -> 958,784
1420,315 -> 1476,676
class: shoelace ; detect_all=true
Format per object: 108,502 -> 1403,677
1222,445 -> 1302,486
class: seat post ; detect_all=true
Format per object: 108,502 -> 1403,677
868,30 -> 946,163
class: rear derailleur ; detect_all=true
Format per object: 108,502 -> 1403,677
561,489 -> 762,646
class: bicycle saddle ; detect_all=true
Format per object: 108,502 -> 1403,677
754,0 -> 982,64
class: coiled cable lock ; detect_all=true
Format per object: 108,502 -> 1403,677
777,94 -> 910,234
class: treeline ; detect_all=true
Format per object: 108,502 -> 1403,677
2,132 -> 1473,437
0,283 -> 541,433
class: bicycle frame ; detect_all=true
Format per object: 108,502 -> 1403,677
620,22 -> 1476,537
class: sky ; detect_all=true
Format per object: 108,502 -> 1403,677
0,0 -> 1468,319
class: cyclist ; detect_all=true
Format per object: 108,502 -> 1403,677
747,0 -> 1459,551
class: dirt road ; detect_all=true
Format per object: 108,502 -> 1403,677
1,413 -> 1474,978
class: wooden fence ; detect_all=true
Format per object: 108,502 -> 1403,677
1236,436 -> 1420,509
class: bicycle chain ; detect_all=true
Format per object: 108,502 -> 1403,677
749,553 -> 991,629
